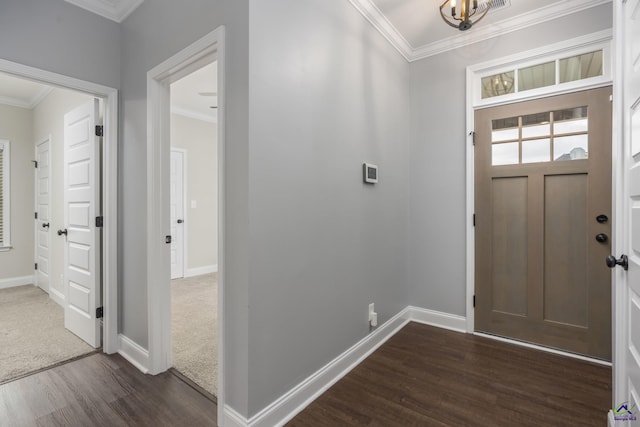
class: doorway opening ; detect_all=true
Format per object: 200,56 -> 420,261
0,63 -> 118,383
168,62 -> 219,397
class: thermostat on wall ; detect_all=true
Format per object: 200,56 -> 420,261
363,163 -> 378,184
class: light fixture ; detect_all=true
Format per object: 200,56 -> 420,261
440,0 -> 490,31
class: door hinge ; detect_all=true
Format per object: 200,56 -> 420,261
473,295 -> 476,308
95,125 -> 104,137
35,263 -> 38,270
35,212 -> 38,219
166,235 -> 172,244
473,214 -> 476,227
469,131 -> 476,146
95,216 -> 104,227
32,160 -> 38,168
96,307 -> 104,318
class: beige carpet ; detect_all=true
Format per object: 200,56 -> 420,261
171,272 -> 218,396
0,285 -> 94,383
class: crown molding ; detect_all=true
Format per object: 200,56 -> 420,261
65,0 -> 144,23
346,0 -> 413,61
0,87 -> 53,109
347,0 -> 612,62
171,106 -> 217,124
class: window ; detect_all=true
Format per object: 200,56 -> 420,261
0,140 -> 10,249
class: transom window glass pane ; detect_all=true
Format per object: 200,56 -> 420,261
482,71 -> 515,99
554,135 -> 588,161
522,139 -> 551,163
559,51 -> 603,83
518,62 -> 556,92
492,142 -> 519,166
553,106 -> 588,134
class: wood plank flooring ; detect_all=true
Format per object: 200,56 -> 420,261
0,353 -> 217,426
0,322 -> 611,426
288,322 -> 611,426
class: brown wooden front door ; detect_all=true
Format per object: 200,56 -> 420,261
474,87 -> 612,361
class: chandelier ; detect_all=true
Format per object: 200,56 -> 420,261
439,0 -> 491,31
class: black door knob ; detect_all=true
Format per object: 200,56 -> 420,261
595,233 -> 608,243
42,222 -> 50,229
596,214 -> 609,223
57,229 -> 67,236
606,255 -> 628,271
177,219 -> 184,224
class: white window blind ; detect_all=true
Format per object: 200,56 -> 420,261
0,140 -> 9,248
0,144 -> 4,246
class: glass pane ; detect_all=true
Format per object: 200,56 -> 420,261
492,117 -> 518,142
518,62 -> 555,92
482,71 -> 515,99
554,107 -> 588,134
522,112 -> 550,138
559,50 -> 603,83
554,135 -> 588,161
522,139 -> 550,163
492,142 -> 519,166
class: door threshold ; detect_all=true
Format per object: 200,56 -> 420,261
473,332 -> 612,367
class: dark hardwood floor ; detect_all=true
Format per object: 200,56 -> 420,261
288,322 -> 612,426
0,352 -> 217,426
0,322 -> 611,427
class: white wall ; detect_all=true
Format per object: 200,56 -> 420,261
0,105 -> 33,282
32,88 -> 94,300
170,113 -> 218,272
247,0 -> 410,415
407,4 -> 613,316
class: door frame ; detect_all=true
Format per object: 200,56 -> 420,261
146,26 -> 225,421
170,147 -> 187,279
464,31 -> 613,338
0,58 -> 119,354
34,135 -> 51,294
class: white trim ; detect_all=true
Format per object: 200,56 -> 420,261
346,0 -> 611,62
0,275 -> 34,290
222,406 -> 249,427
118,334 -> 150,373
608,410 -> 615,427
0,58 -> 119,355
248,309 -> 411,427
0,87 -> 53,109
185,264 -> 218,278
171,106 -> 217,124
465,30 -> 614,334
49,287 -> 65,307
407,306 -> 467,333
0,139 -> 10,248
146,27 -> 226,426
474,332 -> 612,366
64,0 -> 144,23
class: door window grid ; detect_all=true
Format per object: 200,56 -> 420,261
491,107 -> 589,166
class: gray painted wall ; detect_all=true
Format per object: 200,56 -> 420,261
247,0 -> 410,415
407,4 -> 613,316
119,0 -> 251,414
0,0 -> 120,89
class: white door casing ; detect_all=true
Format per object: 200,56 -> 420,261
35,137 -> 51,294
612,0 -> 640,423
63,99 -> 102,348
170,149 -> 185,279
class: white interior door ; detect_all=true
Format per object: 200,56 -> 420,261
613,0 -> 640,423
35,137 -> 51,293
62,99 -> 102,348
170,149 -> 185,279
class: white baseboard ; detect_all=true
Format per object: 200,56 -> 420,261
0,275 -> 34,290
407,306 -> 467,333
118,334 -> 150,374
608,410 -> 614,427
49,287 -> 65,307
185,264 -> 218,277
218,305 -> 465,426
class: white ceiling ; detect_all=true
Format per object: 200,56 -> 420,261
170,62 -> 218,124
64,0 -> 144,23
0,73 -> 52,109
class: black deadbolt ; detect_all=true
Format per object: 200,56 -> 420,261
177,219 -> 184,224
595,233 -> 608,243
596,214 -> 608,223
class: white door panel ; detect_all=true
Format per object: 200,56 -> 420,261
170,149 -> 185,279
35,138 -> 51,293
63,99 -> 101,348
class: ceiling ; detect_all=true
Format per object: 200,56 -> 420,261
63,0 -> 611,61
170,62 -> 218,124
0,73 -> 52,109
